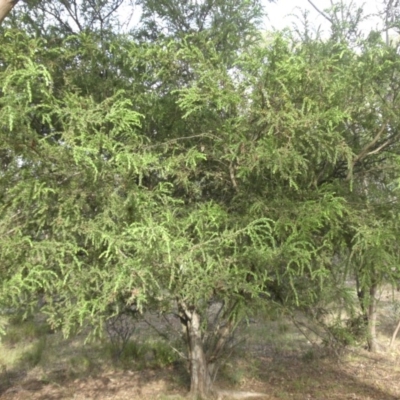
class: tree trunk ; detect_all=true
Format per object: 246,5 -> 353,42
0,0 -> 18,25
367,282 -> 378,352
356,274 -> 369,327
207,318 -> 234,381
179,303 -> 214,400
356,272 -> 378,352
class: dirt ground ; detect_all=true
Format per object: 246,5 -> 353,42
1,288 -> 400,400
1,346 -> 400,400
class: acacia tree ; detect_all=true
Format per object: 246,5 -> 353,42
3,2 -> 400,399
276,2 -> 400,351
326,2 -> 400,352
0,0 -> 137,30
0,2 -> 282,398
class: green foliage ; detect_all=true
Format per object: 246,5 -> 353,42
151,340 -> 180,367
322,314 -> 368,352
2,0 -> 400,388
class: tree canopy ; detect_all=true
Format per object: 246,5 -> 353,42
1,0 -> 400,398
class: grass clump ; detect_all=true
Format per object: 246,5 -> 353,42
19,337 -> 46,367
2,314 -> 52,346
66,355 -> 95,378
151,340 -> 180,367
219,355 -> 261,386
103,339 -> 180,369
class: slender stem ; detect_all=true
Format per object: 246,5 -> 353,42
306,0 -> 334,24
390,319 -> 400,348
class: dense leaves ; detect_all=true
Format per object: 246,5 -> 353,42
1,0 -> 400,397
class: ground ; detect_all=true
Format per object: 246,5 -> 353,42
1,288 -> 400,400
1,346 -> 400,400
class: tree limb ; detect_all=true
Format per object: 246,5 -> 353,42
0,0 -> 18,25
346,123 -> 388,180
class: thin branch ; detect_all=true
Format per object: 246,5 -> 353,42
385,0 -> 395,46
57,172 -> 82,185
143,316 -> 188,360
366,139 -> 392,156
291,316 -> 321,349
229,162 -> 238,191
0,210 -> 22,238
346,123 -> 388,180
58,0 -> 83,32
143,132 -> 219,150
390,319 -> 400,348
356,123 -> 387,158
306,0 -> 334,24
102,0 -> 125,25
0,226 -> 19,238
197,0 -> 215,32
162,314 -> 185,339
36,4 -> 75,34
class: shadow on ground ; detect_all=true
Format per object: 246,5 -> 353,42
253,349 -> 400,400
1,347 -> 399,400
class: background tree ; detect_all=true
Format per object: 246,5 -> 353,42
279,2 -> 400,352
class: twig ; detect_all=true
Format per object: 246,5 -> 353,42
57,172 -> 82,185
346,123 -> 388,180
143,132 -> 219,150
143,316 -> 188,360
162,313 -> 184,339
290,316 -> 321,349
306,0 -> 334,24
366,139 -> 391,156
229,163 -> 238,191
389,319 -> 400,348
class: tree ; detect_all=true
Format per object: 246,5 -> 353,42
288,1 -> 400,352
0,2 -> 279,398
3,2 -> 400,399
0,0 -> 136,32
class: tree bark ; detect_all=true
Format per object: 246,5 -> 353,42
367,282 -> 378,352
356,274 -> 369,326
356,273 -> 379,352
179,302 -> 214,400
0,0 -> 18,25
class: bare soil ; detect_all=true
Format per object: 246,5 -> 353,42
1,287 -> 400,400
1,346 -> 400,400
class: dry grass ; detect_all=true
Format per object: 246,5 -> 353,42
1,289 -> 400,400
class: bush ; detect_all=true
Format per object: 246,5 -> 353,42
103,338 -> 180,369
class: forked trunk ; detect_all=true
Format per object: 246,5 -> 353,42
0,0 -> 18,25
179,303 -> 214,400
